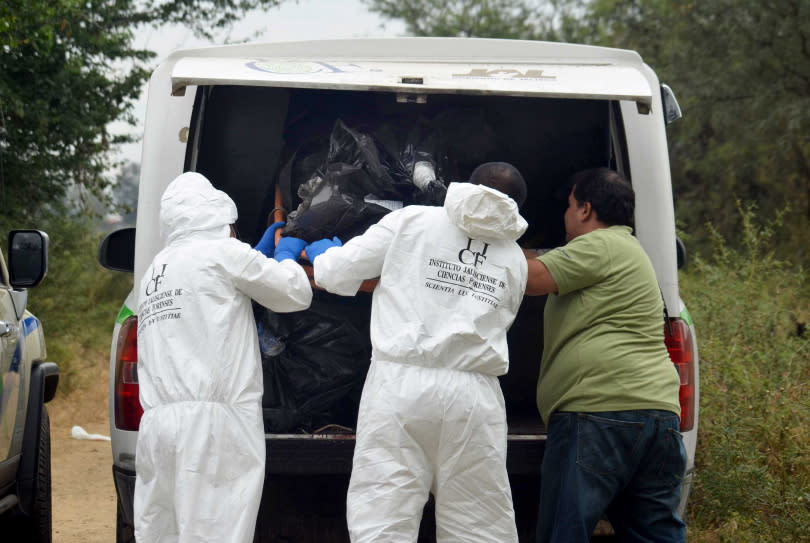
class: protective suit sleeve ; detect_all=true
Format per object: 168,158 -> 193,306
230,244 -> 313,312
312,212 -> 398,296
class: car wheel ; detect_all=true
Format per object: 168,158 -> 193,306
3,407 -> 52,542
25,406 -> 52,542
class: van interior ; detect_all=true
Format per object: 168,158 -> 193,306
186,84 -> 626,437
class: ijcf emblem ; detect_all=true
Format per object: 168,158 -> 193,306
458,239 -> 489,268
145,264 -> 167,296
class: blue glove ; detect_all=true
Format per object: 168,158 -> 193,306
274,236 -> 307,262
254,221 -> 286,257
305,237 -> 342,262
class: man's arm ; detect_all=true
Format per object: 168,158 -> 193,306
523,249 -> 558,296
311,215 -> 397,296
231,244 -> 313,312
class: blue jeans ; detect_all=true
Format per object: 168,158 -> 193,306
536,410 -> 687,543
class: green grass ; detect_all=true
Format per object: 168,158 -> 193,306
681,203 -> 810,542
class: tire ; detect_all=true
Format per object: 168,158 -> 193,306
26,406 -> 52,542
116,496 -> 136,543
3,406 -> 52,542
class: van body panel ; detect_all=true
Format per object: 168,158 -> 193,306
618,60 -> 680,307
132,59 -> 196,283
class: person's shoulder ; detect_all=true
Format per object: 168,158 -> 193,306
208,237 -> 254,262
600,226 -> 642,251
600,225 -> 633,238
400,204 -> 439,217
579,225 -> 632,246
383,204 -> 442,225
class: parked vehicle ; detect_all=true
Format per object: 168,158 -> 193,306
0,230 -> 58,543
99,37 -> 699,542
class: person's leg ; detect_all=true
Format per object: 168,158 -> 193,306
347,362 -> 435,543
605,411 -> 687,543
134,408 -> 179,543
433,372 -> 518,543
536,412 -> 646,543
172,403 -> 266,543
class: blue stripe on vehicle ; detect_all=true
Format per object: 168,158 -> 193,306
23,316 -> 40,336
10,342 -> 22,372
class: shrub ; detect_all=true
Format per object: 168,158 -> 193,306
682,202 -> 810,541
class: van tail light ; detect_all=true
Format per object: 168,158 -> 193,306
664,318 -> 695,432
115,315 -> 143,430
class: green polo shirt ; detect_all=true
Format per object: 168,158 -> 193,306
536,225 -> 681,424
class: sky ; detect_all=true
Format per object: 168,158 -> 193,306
111,0 -> 405,165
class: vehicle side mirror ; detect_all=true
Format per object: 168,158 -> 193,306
8,230 -> 49,288
661,84 -> 683,125
676,236 -> 687,270
99,227 -> 135,273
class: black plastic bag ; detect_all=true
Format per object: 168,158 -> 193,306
255,295 -> 372,433
281,162 -> 392,242
282,119 -> 448,242
324,120 -> 406,199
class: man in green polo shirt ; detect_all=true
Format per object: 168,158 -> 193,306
525,168 -> 686,543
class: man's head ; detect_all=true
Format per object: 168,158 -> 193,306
564,168 -> 634,241
469,162 -> 528,209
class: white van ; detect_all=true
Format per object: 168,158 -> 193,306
99,37 -> 699,542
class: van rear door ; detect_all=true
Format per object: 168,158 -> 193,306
170,56 -> 653,108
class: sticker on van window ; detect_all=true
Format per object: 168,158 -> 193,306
247,61 -> 381,75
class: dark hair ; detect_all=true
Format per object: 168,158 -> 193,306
570,168 -> 635,228
469,162 -> 527,208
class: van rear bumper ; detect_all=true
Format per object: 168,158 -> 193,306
265,433 -> 546,474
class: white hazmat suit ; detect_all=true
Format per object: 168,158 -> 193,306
313,182 -> 529,542
134,172 -> 312,543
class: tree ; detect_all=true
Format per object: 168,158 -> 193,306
365,0 -> 590,42
587,0 -> 810,259
0,0 -> 285,221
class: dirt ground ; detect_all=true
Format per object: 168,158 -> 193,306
49,365 -> 117,543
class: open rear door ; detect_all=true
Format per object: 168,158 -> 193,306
170,56 -> 653,111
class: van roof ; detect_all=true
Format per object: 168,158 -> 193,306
168,37 -> 653,107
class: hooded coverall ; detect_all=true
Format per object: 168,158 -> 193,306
313,182 -> 529,542
134,172 -> 312,543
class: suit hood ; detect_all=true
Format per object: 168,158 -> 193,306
159,172 -> 238,244
444,182 -> 528,241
